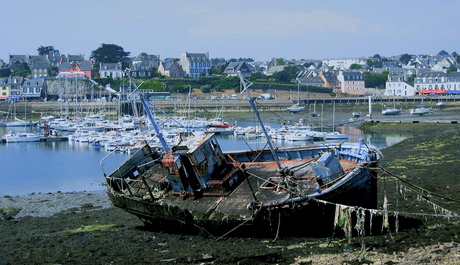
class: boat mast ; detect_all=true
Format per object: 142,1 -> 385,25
140,96 -> 171,152
296,78 -> 301,104
237,72 -> 284,172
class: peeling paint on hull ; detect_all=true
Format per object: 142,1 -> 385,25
103,136 -> 381,237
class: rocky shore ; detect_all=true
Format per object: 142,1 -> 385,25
1,122 -> 460,264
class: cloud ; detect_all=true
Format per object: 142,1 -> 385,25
189,9 -> 362,37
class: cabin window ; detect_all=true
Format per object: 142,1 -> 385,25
194,148 -> 206,164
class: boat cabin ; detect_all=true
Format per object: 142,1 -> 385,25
160,133 -> 245,197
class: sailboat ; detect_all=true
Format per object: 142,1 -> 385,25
324,101 -> 349,140
382,98 -> 401,115
101,74 -> 382,237
3,101 -> 36,127
287,78 -> 305,114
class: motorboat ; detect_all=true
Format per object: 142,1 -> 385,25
382,108 -> 401,115
410,106 -> 431,116
2,132 -> 40,143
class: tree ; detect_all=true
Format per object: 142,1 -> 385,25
37,45 -> 54,55
372,54 -> 381,60
364,72 -> 388,88
272,65 -> 300,83
349,64 -> 362,69
251,72 -> 268,80
90,43 -> 130,71
399,54 -> 412,66
447,66 -> 458,73
275,58 -> 286,65
0,68 -> 11,77
200,84 -> 212,93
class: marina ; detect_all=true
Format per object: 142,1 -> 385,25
2,95 -> 459,198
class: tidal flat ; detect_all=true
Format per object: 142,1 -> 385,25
0,122 -> 459,264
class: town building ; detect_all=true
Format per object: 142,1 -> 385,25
99,62 -> 123,79
385,75 -> 415,96
58,61 -> 93,78
336,71 -> 365,95
158,58 -> 186,78
22,78 -> 46,99
0,78 -> 9,101
322,58 -> 366,70
30,62 -> 51,78
179,52 -> 211,78
319,71 -> 340,92
129,52 -> 160,78
414,71 -> 460,95
7,76 -> 24,101
223,61 -> 253,77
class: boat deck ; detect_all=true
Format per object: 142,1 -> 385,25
130,157 -> 359,220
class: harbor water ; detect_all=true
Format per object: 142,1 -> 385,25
0,122 -> 410,196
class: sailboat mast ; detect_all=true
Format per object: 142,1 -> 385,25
237,72 -> 283,171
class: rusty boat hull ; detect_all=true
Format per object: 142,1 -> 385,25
103,133 -> 381,237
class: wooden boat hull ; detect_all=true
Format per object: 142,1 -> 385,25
103,140 -> 380,237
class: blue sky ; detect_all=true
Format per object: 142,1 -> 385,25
3,0 -> 459,61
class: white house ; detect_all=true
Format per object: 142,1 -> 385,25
99,62 -> 123,79
385,75 -> 415,96
322,58 -> 366,70
179,52 -> 211,78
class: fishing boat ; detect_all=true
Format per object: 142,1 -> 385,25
101,76 -> 382,237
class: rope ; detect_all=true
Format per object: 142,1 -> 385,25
289,156 -> 321,173
272,212 -> 281,243
254,101 -> 289,123
377,166 -> 460,203
310,197 -> 460,219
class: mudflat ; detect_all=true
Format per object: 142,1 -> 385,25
1,123 -> 459,264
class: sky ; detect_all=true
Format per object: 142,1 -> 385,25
2,0 -> 459,62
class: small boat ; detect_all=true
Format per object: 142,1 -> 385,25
410,106 -> 431,116
101,75 -> 382,237
287,79 -> 305,114
2,132 -> 40,143
287,103 -> 305,114
352,111 -> 362,118
435,102 -> 445,108
382,108 -> 401,115
323,131 -> 349,140
283,130 -> 314,141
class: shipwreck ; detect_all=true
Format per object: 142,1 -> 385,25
101,75 -> 383,237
